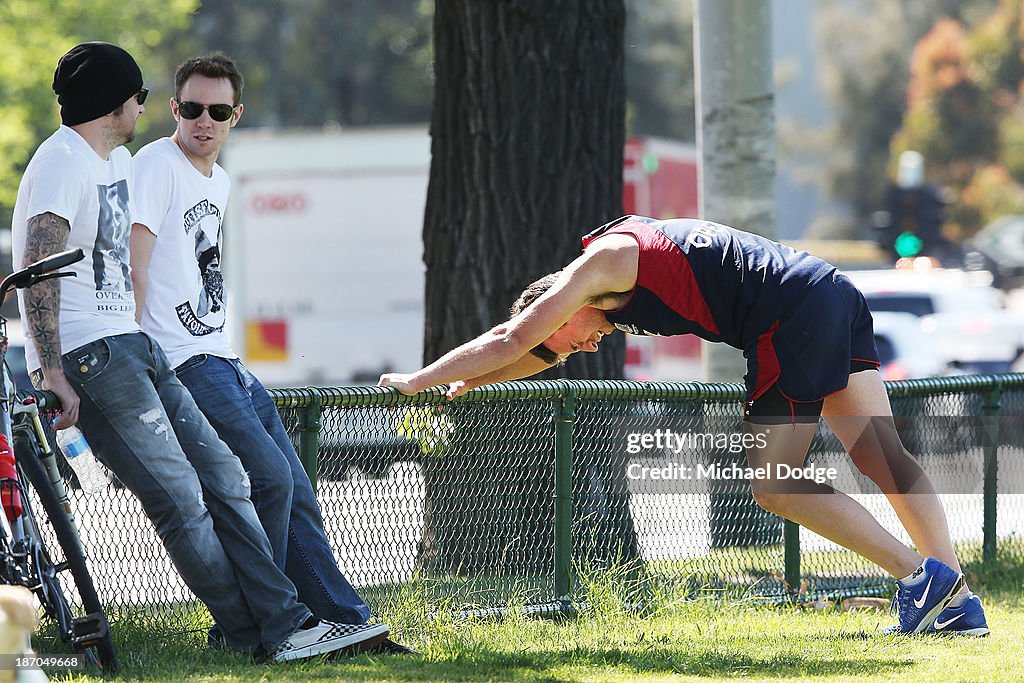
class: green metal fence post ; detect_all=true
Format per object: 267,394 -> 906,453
554,383 -> 577,600
784,519 -> 801,595
982,384 -> 1002,564
296,392 -> 323,494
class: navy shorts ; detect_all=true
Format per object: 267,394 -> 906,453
742,272 -> 879,419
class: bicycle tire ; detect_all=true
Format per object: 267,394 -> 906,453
15,432 -> 119,674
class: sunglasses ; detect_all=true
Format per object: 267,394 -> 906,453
135,88 -> 148,105
176,100 -> 236,122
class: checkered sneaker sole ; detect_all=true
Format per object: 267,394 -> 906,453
272,621 -> 390,662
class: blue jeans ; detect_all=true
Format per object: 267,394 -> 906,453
174,354 -> 371,624
61,332 -> 311,653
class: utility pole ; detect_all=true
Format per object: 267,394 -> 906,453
694,0 -> 777,381
694,0 -> 780,548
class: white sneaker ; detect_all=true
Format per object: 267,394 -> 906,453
272,620 -> 390,662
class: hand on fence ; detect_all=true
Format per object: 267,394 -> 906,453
445,381 -> 468,400
377,373 -> 418,395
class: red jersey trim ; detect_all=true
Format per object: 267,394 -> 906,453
583,220 -> 720,335
752,321 -> 781,401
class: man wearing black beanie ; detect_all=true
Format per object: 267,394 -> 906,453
13,39 -> 146,418
52,42 -> 145,128
13,42 -> 381,663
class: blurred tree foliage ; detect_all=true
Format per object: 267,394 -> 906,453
0,0 -> 198,225
624,0 -> 695,141
813,0 -> 998,233
892,1 -> 1024,238
189,0 -> 435,128
1,1 -> 695,234
187,0 -> 693,133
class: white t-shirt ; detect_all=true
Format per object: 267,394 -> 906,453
11,126 -> 140,373
133,137 -> 236,369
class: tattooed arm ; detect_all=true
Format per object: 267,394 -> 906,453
22,212 -> 78,428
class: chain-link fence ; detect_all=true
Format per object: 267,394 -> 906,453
26,373 -> 1024,635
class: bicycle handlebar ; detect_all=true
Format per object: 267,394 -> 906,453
0,248 -> 85,301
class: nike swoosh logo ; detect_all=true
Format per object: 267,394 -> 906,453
913,577 -> 933,609
934,613 -> 965,630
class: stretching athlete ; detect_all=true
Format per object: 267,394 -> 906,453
379,215 -> 988,636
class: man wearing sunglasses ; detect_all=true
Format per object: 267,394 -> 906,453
130,53 -> 411,656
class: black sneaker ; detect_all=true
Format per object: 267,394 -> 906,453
368,638 -> 419,655
208,624 -> 267,660
272,620 -> 389,662
208,624 -> 225,650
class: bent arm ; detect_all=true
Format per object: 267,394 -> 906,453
129,224 -> 156,323
380,236 -> 637,394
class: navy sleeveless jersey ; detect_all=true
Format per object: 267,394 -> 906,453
583,216 -> 834,348
583,216 -> 878,402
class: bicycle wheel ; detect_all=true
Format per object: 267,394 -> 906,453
14,432 -> 119,674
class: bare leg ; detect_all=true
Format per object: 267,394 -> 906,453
823,370 -> 967,588
744,420 -> 922,578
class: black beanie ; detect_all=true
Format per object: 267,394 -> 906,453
52,42 -> 143,126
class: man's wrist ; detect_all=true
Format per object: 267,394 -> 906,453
406,373 -> 428,393
41,359 -> 66,374
529,343 -> 565,366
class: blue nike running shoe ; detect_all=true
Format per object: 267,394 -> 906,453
927,594 -> 989,637
888,558 -> 964,634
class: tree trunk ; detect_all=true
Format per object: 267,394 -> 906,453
419,0 -> 637,579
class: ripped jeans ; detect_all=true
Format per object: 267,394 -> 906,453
175,355 -> 371,624
60,332 -> 311,653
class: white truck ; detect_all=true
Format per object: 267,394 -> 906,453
220,126 -> 430,387
219,128 -> 709,387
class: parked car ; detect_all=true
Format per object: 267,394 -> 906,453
315,406 -> 422,481
846,266 -> 1024,373
867,309 -> 975,454
870,311 -> 946,380
964,214 -> 1024,291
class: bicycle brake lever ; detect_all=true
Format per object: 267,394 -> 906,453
32,272 -> 77,284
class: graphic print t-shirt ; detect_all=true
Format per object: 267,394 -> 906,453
133,137 -> 236,368
11,126 -> 140,373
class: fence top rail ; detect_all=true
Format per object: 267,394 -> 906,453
882,372 -> 1024,397
17,373 -> 1024,413
267,380 -> 745,405
253,373 -> 1024,409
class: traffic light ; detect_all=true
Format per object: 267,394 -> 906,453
879,184 -> 946,261
893,230 -> 924,258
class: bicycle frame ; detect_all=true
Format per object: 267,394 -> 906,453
0,323 -> 59,615
8,376 -> 77,520
0,324 -> 29,547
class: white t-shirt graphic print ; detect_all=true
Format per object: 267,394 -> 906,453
133,137 -> 236,368
11,126 -> 139,373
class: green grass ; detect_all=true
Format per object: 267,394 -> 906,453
44,594 -> 1024,683
43,556 -> 1024,683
